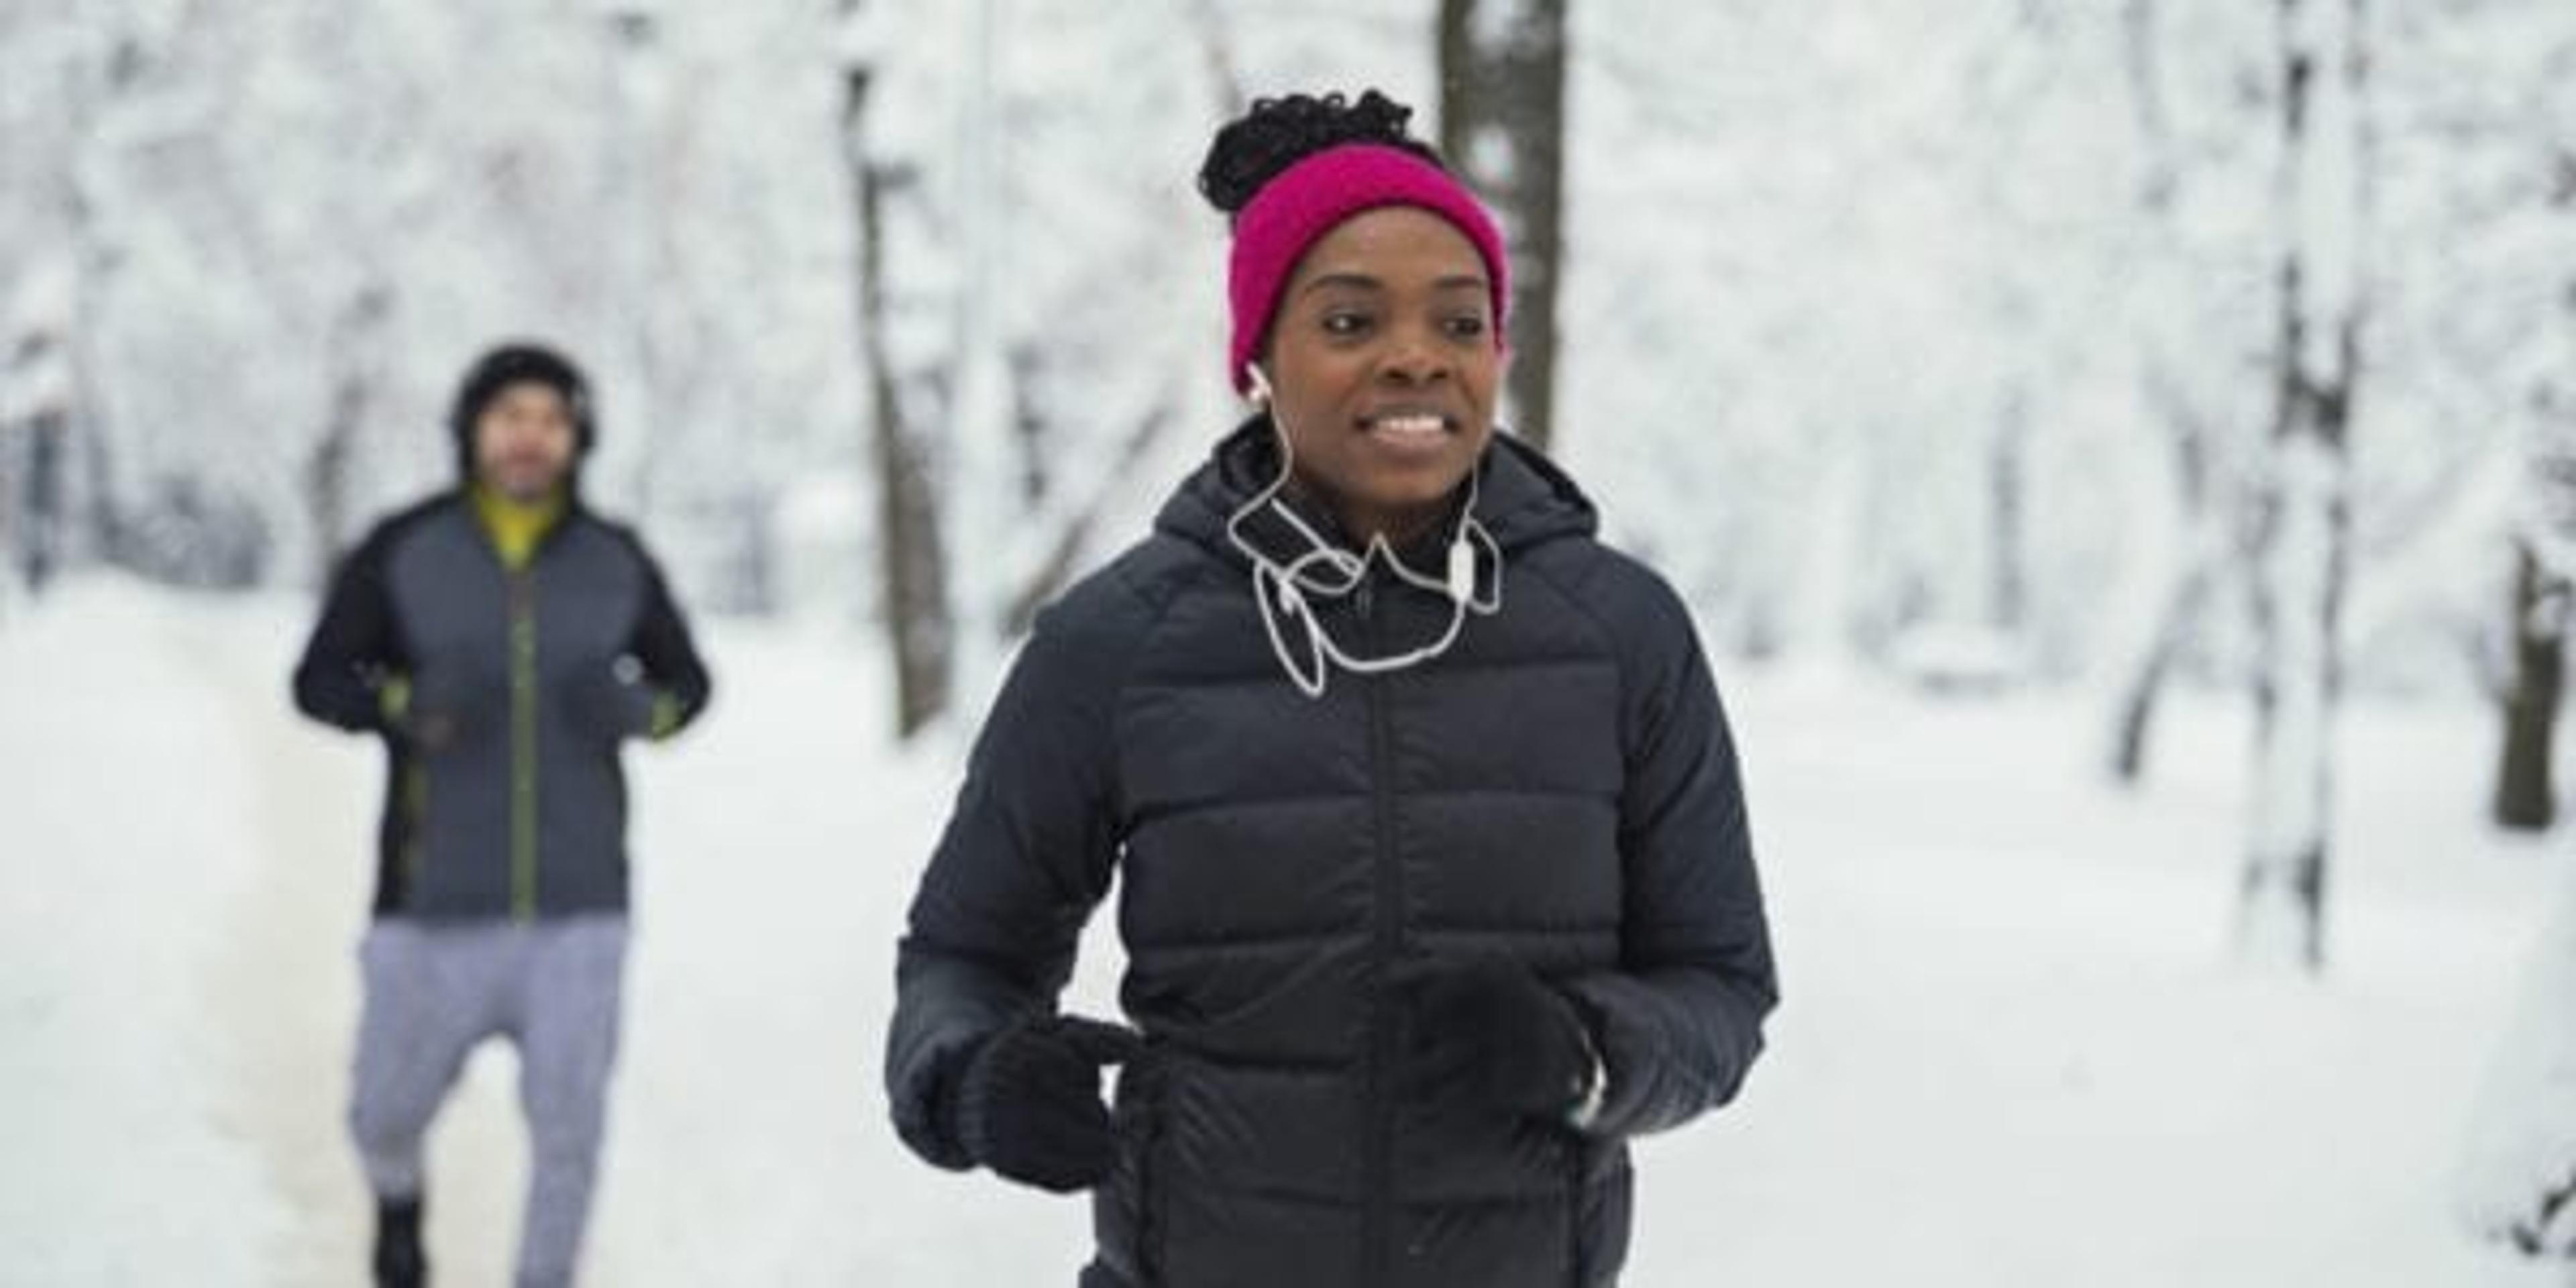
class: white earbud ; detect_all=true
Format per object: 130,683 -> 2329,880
1245,364 -> 1274,405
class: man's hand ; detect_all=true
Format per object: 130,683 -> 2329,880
560,666 -> 652,745
382,669 -> 502,753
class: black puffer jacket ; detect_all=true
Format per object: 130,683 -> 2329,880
889,423 -> 1776,1288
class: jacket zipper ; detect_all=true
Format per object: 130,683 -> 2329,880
400,759 -> 429,894
1360,575 -> 1399,1287
508,568 -> 540,920
1564,1133 -> 1586,1285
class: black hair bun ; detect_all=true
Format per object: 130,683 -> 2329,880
1197,89 -> 1445,217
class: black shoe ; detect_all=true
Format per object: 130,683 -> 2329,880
372,1196 -> 425,1288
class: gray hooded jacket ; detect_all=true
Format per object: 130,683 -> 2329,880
294,492 -> 710,920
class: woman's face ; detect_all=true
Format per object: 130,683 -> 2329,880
1258,206 -> 1502,543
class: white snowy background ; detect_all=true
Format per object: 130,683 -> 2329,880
5,1 -> 2576,1285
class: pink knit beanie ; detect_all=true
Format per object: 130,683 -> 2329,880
1225,143 -> 1511,394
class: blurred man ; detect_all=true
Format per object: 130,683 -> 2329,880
292,341 -> 711,1288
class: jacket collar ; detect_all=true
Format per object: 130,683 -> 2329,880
1156,416 -> 1598,573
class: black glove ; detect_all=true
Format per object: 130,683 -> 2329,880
1392,958 -> 1597,1119
561,665 -> 653,744
947,1014 -> 1142,1193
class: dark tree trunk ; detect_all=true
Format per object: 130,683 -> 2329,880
1990,387 -> 2029,634
20,411 -> 68,592
729,490 -> 780,618
2108,0 -> 2204,787
839,9 -> 952,739
1188,0 -> 1244,112
1003,397 -> 1177,639
305,284 -> 390,582
1008,342 -> 1049,508
2495,539 -> 2565,831
2110,556 -> 2214,784
1438,0 -> 1567,453
2107,378 -> 2222,790
303,390 -> 358,582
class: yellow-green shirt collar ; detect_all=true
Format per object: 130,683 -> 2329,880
469,484 -> 568,570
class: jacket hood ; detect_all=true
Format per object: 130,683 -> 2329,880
1155,416 -> 1598,572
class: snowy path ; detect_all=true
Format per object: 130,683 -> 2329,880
4,579 -> 2573,1285
0,588 -> 293,1285
182,598 -> 543,1288
186,596 -> 380,1287
1662,672 -> 2570,1287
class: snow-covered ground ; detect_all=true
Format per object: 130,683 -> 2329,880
1,576 -> 2567,1286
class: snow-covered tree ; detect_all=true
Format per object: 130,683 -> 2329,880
2101,0 -> 2275,784
2237,0 -> 2373,972
0,0 -> 2565,790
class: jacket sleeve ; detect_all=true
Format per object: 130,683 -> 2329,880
1561,572 -> 1778,1140
885,582 -> 1138,1170
291,522 -> 406,733
627,551 -> 713,739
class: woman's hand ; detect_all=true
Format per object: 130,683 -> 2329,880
947,1014 -> 1144,1193
1392,958 -> 1599,1121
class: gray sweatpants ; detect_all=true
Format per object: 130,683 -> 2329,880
350,914 -> 628,1288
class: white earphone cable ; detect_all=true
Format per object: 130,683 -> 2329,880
1224,367 -> 1504,698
